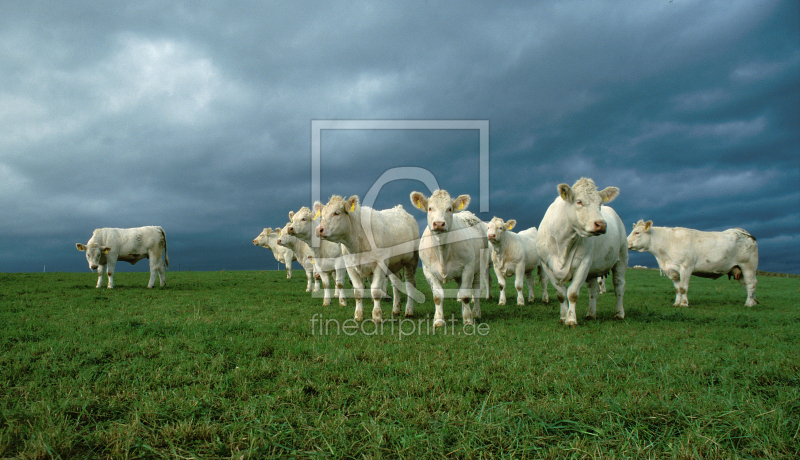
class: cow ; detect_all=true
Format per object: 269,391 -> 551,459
315,195 -> 420,323
627,220 -> 758,307
280,215 -> 346,307
536,178 -> 628,327
486,217 -> 549,306
410,190 -> 491,327
76,226 -> 168,289
252,227 -> 296,279
271,226 -> 317,293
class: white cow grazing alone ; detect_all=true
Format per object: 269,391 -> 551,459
281,212 -> 347,307
273,226 -> 318,293
627,220 -> 758,307
486,217 -> 549,306
76,226 -> 169,289
536,178 -> 628,327
410,190 -> 491,327
315,195 -> 420,323
252,228 -> 296,279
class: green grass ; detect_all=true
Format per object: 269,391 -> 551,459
1,269 -> 798,459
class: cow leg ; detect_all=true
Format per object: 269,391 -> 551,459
388,271 -> 403,316
678,267 -> 691,307
284,255 -> 292,279
740,269 -> 758,307
565,280 -> 585,327
424,267 -> 447,327
371,271 -> 388,323
496,265 -> 507,306
471,274 -> 482,320
515,265 -> 526,306
319,271 -> 331,306
525,270 -> 536,303
347,267 -> 366,321
403,264 -> 417,317
667,269 -> 682,307
480,247 -> 492,300
335,267 -> 347,307
585,277 -> 599,319
538,265 -> 550,304
458,269 -> 476,326
611,262 -> 626,319
305,266 -> 313,292
95,265 -> 105,288
147,257 -> 159,288
106,260 -> 116,289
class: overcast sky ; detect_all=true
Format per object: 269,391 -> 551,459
1,0 -> 798,276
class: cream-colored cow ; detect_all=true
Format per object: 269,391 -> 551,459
536,178 -> 628,327
284,207 -> 347,307
627,220 -> 758,307
76,226 -> 168,289
486,217 -> 549,306
315,195 -> 419,323
252,227 -> 296,279
410,190 -> 490,327
273,226 -> 318,293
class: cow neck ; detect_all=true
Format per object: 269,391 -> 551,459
489,234 -> 509,267
296,232 -> 323,259
549,222 -> 583,276
340,207 -> 373,255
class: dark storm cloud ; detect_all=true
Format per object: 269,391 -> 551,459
0,0 -> 797,274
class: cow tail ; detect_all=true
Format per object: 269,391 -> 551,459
160,227 -> 169,268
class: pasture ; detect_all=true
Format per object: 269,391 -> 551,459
1,269 -> 798,459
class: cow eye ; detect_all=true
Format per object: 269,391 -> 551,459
447,207 -> 452,212
333,211 -> 340,216
428,207 -> 432,212
576,200 -> 583,206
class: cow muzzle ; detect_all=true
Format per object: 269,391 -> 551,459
315,226 -> 326,238
431,221 -> 447,232
90,264 -> 99,270
591,220 -> 607,235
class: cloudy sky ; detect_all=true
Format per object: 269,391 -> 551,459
1,0 -> 798,275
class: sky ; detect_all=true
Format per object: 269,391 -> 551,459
1,0 -> 798,275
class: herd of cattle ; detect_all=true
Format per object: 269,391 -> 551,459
76,178 -> 759,327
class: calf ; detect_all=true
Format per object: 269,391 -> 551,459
536,178 -> 628,327
410,190 -> 490,327
315,195 -> 419,323
486,217 -> 549,306
627,220 -> 758,307
273,226 -> 318,293
252,227 -> 296,278
76,226 -> 168,289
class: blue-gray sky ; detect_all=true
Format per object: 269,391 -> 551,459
1,0 -> 798,274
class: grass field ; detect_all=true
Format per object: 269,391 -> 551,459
1,268 -> 798,459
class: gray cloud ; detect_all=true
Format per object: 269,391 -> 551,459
1,0 -> 797,275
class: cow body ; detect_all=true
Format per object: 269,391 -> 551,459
536,178 -> 628,327
272,227 -> 317,293
281,213 -> 346,305
410,190 -> 491,327
487,217 -> 549,306
76,226 -> 168,289
252,228 -> 296,279
627,220 -> 758,307
316,195 -> 419,323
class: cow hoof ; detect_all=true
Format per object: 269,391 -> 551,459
585,314 -> 596,320
498,299 -> 506,306
614,314 -> 625,320
404,312 -> 414,318
517,300 -> 525,306
354,312 -> 363,322
392,307 -> 401,316
565,320 -> 577,328
463,318 -> 474,326
433,319 -> 446,328
339,300 -> 347,307
322,301 -> 330,307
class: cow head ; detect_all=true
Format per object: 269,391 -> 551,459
627,220 -> 653,252
252,228 -> 273,246
486,216 -> 515,243
76,243 -> 110,270
315,195 -> 358,242
275,225 -> 295,248
557,178 -> 619,237
287,206 -> 316,240
410,189 -> 470,234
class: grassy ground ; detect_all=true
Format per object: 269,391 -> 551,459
0,268 -> 798,459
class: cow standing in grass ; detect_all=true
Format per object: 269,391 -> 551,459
315,195 -> 419,323
76,226 -> 168,289
410,190 -> 490,327
627,220 -> 758,307
486,217 -> 549,306
282,209 -> 347,306
272,227 -> 317,293
252,227 -> 296,279
536,178 -> 628,327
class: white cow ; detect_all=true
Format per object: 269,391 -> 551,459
486,217 -> 549,306
410,190 -> 490,327
627,220 -> 758,307
281,212 -> 347,307
252,227 -> 296,279
272,226 -> 318,293
536,178 -> 628,327
315,195 -> 420,323
76,226 -> 168,289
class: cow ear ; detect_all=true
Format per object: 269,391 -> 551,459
506,219 -> 516,230
288,211 -> 295,222
410,191 -> 428,211
599,186 -> 620,203
76,243 -> 86,251
452,194 -> 470,212
346,196 -> 359,213
644,220 -> 652,231
558,184 -> 573,202
101,247 -> 111,254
